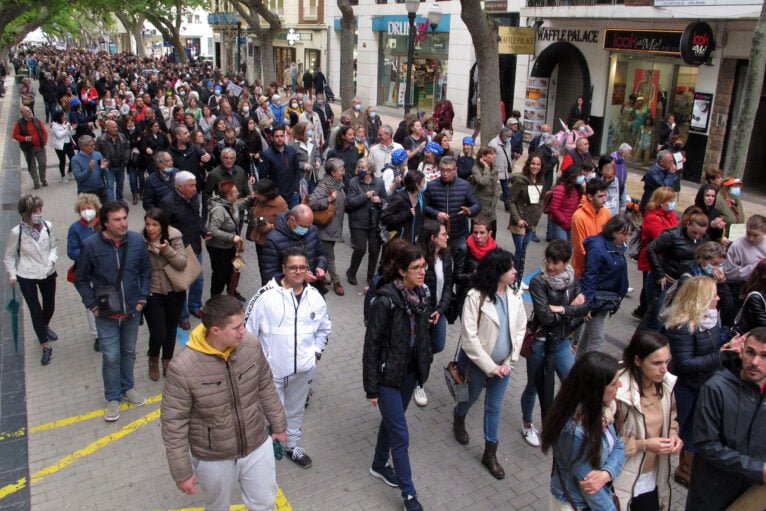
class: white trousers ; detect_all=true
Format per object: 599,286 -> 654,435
193,437 -> 276,511
273,367 -> 315,449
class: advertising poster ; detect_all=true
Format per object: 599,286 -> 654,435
633,68 -> 660,116
612,62 -> 628,105
523,77 -> 549,141
690,92 -> 713,132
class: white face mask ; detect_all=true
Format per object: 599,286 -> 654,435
80,208 -> 97,222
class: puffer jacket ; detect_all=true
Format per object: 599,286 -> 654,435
380,190 -> 424,244
582,234 -> 628,304
665,323 -> 723,390
471,163 -> 499,223
161,327 -> 286,484
260,212 -> 328,283
142,170 -> 176,211
529,269 -> 589,340
614,370 -> 677,511
206,196 -> 240,250
244,276 -> 331,379
508,173 -> 544,231
145,226 -> 187,295
363,282 -> 433,398
423,177 -> 481,240
638,208 -> 678,273
309,175 -> 346,242
346,176 -> 387,231
549,183 -> 581,230
687,360 -> 766,511
647,225 -> 710,281
460,287 -> 526,374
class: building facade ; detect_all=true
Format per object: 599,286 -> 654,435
521,0 -> 765,188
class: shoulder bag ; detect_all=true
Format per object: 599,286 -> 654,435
444,294 -> 483,402
95,243 -> 128,315
163,244 -> 202,292
305,187 -> 337,227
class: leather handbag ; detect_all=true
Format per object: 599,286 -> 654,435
95,244 -> 128,315
312,202 -> 337,227
444,294 -> 484,402
163,245 -> 202,292
520,326 -> 538,358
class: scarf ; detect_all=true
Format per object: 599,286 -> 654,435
20,221 -> 42,242
466,235 -> 497,261
541,264 -> 576,291
392,278 -> 430,316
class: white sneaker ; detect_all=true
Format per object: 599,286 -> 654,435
520,281 -> 529,291
627,287 -> 634,293
413,385 -> 427,407
521,424 -> 541,447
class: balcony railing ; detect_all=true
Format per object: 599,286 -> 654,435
527,0 -> 628,6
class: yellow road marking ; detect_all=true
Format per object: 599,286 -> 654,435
162,487 -> 292,510
0,428 -> 25,442
0,477 -> 26,500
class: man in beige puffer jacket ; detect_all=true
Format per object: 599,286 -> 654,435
161,295 -> 287,511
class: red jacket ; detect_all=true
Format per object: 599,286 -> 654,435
638,208 -> 678,272
12,118 -> 48,148
549,183 -> 581,231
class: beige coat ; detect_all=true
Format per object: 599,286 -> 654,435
614,369 -> 678,511
145,226 -> 187,295
460,287 -> 527,375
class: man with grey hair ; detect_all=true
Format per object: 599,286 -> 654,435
610,143 -> 633,195
528,124 -> 551,154
487,127 -> 515,211
369,125 -> 403,178
640,149 -> 679,211
142,151 -> 176,210
161,171 -> 211,327
72,135 -> 108,203
96,119 -> 131,202
204,147 -> 250,205
299,98 -> 324,149
12,106 -> 48,189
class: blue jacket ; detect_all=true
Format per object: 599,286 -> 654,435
423,177 -> 481,240
72,150 -> 107,193
582,234 -> 628,304
67,219 -> 99,261
551,420 -> 625,511
74,231 -> 152,313
640,163 -> 680,210
260,145 -> 301,201
142,169 -> 176,211
270,103 -> 287,124
260,212 -> 328,283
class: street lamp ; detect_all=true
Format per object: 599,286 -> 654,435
403,2 -> 443,114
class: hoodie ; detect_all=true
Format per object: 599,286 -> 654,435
571,197 -> 612,277
187,323 -> 234,361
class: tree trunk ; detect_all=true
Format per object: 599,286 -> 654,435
337,0 -> 356,110
460,0 -> 502,142
172,31 -> 187,63
728,2 -> 766,179
131,22 -> 145,57
260,36 -> 276,86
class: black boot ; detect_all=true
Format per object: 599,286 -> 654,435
481,440 -> 505,479
453,413 -> 469,445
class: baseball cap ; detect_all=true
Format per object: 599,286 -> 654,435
462,136 -> 475,146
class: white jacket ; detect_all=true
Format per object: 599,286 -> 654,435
50,122 -> 74,151
487,135 -> 513,180
244,277 -> 331,379
460,287 -> 527,375
4,221 -> 58,280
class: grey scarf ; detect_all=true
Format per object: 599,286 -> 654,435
541,264 -> 576,291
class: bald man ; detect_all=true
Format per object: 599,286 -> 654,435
12,106 -> 48,189
95,120 -> 131,201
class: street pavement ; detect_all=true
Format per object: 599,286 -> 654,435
2,77 -> 764,511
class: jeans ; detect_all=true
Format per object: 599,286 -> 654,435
512,230 -> 534,282
428,314 -> 447,355
44,100 -> 57,123
144,291 -> 185,359
16,273 -> 56,344
128,165 -> 145,195
577,310 -> 608,356
645,271 -> 670,331
499,178 -> 510,204
207,245 -> 236,296
348,227 -> 381,284
95,313 -> 141,402
674,382 -> 699,452
105,166 -> 126,201
551,224 -> 571,242
521,338 -> 575,424
373,371 -> 419,498
181,252 -> 205,320
546,215 -> 555,241
455,350 -> 512,443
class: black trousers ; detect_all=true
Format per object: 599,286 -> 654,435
348,227 -> 381,283
207,245 -> 236,296
143,290 -> 186,359
630,487 -> 659,511
55,143 -> 75,177
16,273 -> 57,344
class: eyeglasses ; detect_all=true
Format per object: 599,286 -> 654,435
285,265 -> 308,272
408,263 -> 428,272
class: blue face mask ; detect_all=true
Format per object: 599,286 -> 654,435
730,187 -> 741,197
357,170 -> 367,178
703,264 -> 715,275
293,225 -> 309,237
355,136 -> 365,143
306,130 -> 314,139
576,175 -> 585,185
666,201 -> 676,211
369,111 -> 377,118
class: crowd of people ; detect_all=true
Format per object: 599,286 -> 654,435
4,47 -> 766,511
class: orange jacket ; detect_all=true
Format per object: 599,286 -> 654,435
571,196 -> 611,277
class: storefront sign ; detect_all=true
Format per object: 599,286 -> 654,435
655,0 -> 760,5
372,14 -> 451,34
499,27 -> 536,55
690,92 -> 713,132
680,22 -> 715,65
286,28 -> 300,46
484,0 -> 508,11
603,29 -> 682,55
537,28 -> 599,44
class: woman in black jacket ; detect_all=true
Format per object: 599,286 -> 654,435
363,243 -> 432,511
735,259 -> 766,333
694,184 -> 726,242
660,275 -> 723,487
380,170 -> 426,244
346,158 -> 387,286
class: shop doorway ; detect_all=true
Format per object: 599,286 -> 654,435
274,47 -> 296,88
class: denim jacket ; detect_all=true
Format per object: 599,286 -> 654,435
550,419 -> 625,510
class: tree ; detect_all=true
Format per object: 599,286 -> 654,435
143,0 -> 190,63
231,0 -> 281,84
337,0 -> 355,110
460,0 -> 502,143
0,4 -> 54,65
113,11 -> 146,57
728,2 -> 766,179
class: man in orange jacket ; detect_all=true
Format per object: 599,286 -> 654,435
570,178 -> 611,277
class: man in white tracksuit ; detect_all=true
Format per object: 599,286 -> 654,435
245,247 -> 331,469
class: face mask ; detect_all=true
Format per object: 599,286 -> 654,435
80,209 -> 96,222
242,107 -> 249,114
666,201 -> 676,211
357,170 -> 367,178
274,101 -> 281,107
730,187 -> 741,197
354,104 -> 362,111
31,214 -> 43,224
179,91 -> 186,96
576,175 -> 585,185
306,130 -> 314,139
128,126 -> 135,132
355,136 -> 365,143
317,99 -> 324,104
702,264 -> 715,275
293,225 -> 309,237
291,102 -> 298,108
163,166 -> 174,174
215,91 -> 221,96
584,172 -> 596,181
369,111 -> 377,118
420,181 -> 428,193
578,126 -> 586,133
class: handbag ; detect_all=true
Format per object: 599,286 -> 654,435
95,244 -> 128,316
591,290 -> 623,314
520,326 -> 538,358
67,263 -> 77,284
444,294 -> 484,402
312,202 -> 337,227
163,245 -> 202,292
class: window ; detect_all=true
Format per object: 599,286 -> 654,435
187,15 -> 194,23
269,0 -> 284,15
194,15 -> 200,23
306,0 -> 317,18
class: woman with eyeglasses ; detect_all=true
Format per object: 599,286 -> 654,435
363,243 -> 432,511
453,248 -> 526,480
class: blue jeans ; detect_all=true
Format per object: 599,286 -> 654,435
645,271 -> 671,331
373,372 -> 419,498
499,178 -> 510,204
551,224 -> 571,242
454,350 -> 512,443
105,166 -> 126,201
674,382 -> 699,452
512,230 -> 534,282
95,313 -> 141,402
429,314 -> 447,355
128,165 -> 145,195
181,252 -> 205,320
521,338 -> 575,424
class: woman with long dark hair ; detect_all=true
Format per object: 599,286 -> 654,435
453,248 -> 526,480
548,166 -> 584,242
50,110 -> 75,183
380,170 -> 426,244
541,351 -> 625,511
509,152 -> 545,284
614,330 -> 682,511
142,208 -> 188,380
363,243 -> 432,511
